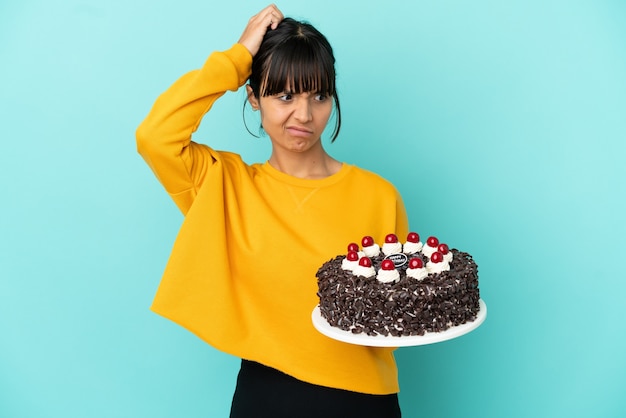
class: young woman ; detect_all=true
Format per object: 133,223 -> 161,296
136,5 -> 407,417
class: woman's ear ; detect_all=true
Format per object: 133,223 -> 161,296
246,85 -> 260,110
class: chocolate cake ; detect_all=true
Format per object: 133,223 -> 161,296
315,233 -> 480,337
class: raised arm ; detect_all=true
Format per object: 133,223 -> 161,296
135,5 -> 284,213
135,45 -> 251,212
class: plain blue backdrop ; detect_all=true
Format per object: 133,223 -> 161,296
1,0 -> 625,417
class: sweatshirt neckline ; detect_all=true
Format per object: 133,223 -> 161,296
260,161 -> 351,187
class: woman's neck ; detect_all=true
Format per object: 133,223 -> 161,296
268,149 -> 342,179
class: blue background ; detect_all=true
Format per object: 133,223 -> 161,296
1,0 -> 625,417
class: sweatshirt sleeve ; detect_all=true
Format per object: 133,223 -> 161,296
395,188 -> 409,239
136,43 -> 252,214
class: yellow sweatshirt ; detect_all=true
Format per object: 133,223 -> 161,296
136,43 -> 409,394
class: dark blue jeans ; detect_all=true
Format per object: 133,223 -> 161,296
230,360 -> 402,418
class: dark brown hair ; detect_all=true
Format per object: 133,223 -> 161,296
247,18 -> 341,141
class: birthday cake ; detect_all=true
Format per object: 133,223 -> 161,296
315,233 -> 480,337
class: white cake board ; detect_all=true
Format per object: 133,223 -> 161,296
311,299 -> 487,347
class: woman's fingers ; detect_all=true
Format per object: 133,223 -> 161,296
238,4 -> 284,56
266,4 -> 284,29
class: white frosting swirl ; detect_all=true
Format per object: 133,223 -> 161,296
376,268 -> 400,283
382,242 -> 402,256
341,257 -> 359,271
353,264 -> 376,278
426,260 -> 450,274
443,251 -> 453,263
362,244 -> 380,257
406,267 -> 428,281
422,244 -> 438,258
403,241 -> 423,254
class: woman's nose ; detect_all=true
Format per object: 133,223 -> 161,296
293,98 -> 312,122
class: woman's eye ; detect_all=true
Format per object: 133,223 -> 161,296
276,92 -> 327,102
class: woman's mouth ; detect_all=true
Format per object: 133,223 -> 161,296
286,126 -> 313,137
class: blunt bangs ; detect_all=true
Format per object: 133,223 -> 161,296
259,37 -> 336,98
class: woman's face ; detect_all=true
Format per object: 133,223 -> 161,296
248,87 -> 333,154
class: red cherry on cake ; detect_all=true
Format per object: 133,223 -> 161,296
408,257 -> 423,269
438,243 -> 449,254
381,259 -> 395,270
406,232 -> 420,243
347,242 -> 359,253
385,233 -> 398,243
358,257 -> 372,267
361,236 -> 374,247
346,250 -> 359,261
427,236 -> 439,248
431,251 -> 444,263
